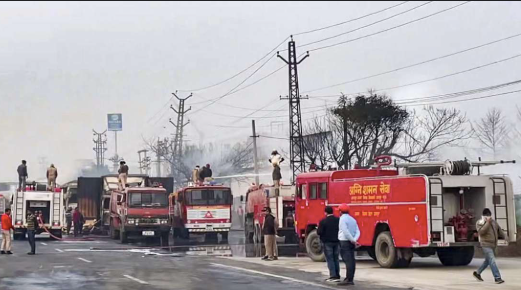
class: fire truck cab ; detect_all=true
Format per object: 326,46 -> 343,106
169,182 -> 232,243
296,158 -> 517,268
12,182 -> 64,240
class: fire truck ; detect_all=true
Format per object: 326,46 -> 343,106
244,184 -> 298,244
296,157 -> 517,268
108,184 -> 170,244
12,182 -> 64,240
169,182 -> 232,243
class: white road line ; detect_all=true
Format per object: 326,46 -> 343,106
55,249 -> 64,253
123,275 -> 149,285
77,257 -> 92,263
211,263 -> 336,289
40,242 -> 48,246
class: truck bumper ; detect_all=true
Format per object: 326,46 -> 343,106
123,225 -> 170,237
185,223 -> 231,233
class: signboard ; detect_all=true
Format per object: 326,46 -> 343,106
107,114 -> 122,131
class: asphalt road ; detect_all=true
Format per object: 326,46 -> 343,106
0,231 -> 402,290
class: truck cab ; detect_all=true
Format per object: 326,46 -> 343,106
109,186 -> 170,244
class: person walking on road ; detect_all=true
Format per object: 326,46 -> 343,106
338,204 -> 360,286
65,207 -> 73,235
73,208 -> 82,237
1,208 -> 15,254
318,206 -> 341,282
118,161 -> 129,190
473,208 -> 506,284
46,164 -> 58,191
17,160 -> 28,192
26,210 -> 38,255
262,207 -> 278,261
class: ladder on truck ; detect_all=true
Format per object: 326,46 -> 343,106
14,190 -> 24,224
490,177 -> 510,239
429,178 -> 445,243
52,190 -> 61,226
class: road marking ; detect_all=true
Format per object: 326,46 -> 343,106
211,263 -> 336,289
54,266 -> 66,268
41,242 -> 48,246
123,275 -> 149,285
77,257 -> 92,263
55,249 -> 64,253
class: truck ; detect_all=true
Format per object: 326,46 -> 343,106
243,184 -> 298,244
169,182 -> 232,243
11,182 -> 64,240
295,157 -> 518,268
0,192 -> 10,215
108,185 -> 170,244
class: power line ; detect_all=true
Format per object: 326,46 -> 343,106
178,37 -> 289,92
306,1 -> 472,53
294,1 -> 409,36
404,89 -> 521,107
298,1 -> 433,48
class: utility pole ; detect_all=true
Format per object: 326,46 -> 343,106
277,36 -> 309,184
169,91 -> 192,186
93,130 -> 108,169
251,120 -> 260,186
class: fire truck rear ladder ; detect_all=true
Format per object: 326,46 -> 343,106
490,177 -> 509,239
15,191 -> 24,224
429,178 -> 445,243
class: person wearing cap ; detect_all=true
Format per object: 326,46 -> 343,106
118,161 -> 129,190
338,203 -> 360,286
269,150 -> 284,196
262,207 -> 279,261
46,164 -> 58,191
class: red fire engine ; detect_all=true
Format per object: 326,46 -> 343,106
295,157 -> 517,268
169,182 -> 232,243
243,184 -> 298,244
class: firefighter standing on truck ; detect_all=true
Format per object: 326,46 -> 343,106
269,150 -> 284,196
118,161 -> 129,190
46,164 -> 58,191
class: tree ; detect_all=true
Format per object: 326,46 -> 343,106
303,117 -> 333,170
473,107 -> 510,158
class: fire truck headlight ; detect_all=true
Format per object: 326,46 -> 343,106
127,219 -> 135,225
160,219 -> 168,224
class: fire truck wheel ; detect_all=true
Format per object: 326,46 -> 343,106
305,230 -> 325,262
120,229 -> 128,244
160,232 -> 170,246
437,246 -> 474,266
110,220 -> 119,240
375,231 -> 399,268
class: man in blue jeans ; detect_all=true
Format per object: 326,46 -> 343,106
317,206 -> 340,282
473,208 -> 505,284
338,203 -> 360,286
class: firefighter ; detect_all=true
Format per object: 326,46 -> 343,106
46,164 -> 58,191
318,206 -> 340,282
26,210 -> 38,255
118,161 -> 129,190
473,208 -> 506,284
17,160 -> 28,192
338,204 -> 360,286
192,165 -> 201,184
200,164 -> 213,181
269,150 -> 284,196
261,207 -> 278,261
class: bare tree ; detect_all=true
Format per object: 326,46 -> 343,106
392,106 -> 473,162
473,107 -> 510,158
303,117 -> 333,170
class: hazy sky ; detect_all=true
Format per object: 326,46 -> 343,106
1,1 -> 521,182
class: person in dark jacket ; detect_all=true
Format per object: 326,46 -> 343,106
73,208 -> 82,237
65,207 -> 73,235
26,210 -> 38,255
17,160 -> 28,192
262,207 -> 278,261
317,206 -> 340,282
205,164 -> 212,178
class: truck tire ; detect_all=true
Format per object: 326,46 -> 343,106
437,247 -> 474,266
160,232 -> 170,247
110,220 -> 119,240
245,217 -> 254,243
253,225 -> 261,244
305,230 -> 325,262
120,228 -> 128,244
375,231 -> 399,268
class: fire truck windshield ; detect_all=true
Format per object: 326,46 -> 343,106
129,192 -> 168,207
185,189 -> 232,206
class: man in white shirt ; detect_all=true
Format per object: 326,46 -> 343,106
337,203 -> 360,286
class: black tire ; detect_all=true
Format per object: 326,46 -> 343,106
375,231 -> 399,268
245,217 -> 254,243
160,232 -> 170,247
437,247 -> 474,266
109,220 -> 119,240
305,229 -> 325,262
253,224 -> 261,244
120,227 -> 128,244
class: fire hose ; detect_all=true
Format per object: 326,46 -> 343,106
36,218 -> 100,241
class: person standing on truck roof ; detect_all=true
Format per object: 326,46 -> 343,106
261,207 -> 278,261
338,204 -> 360,286
1,208 -> 15,254
318,206 -> 341,283
269,150 -> 284,196
473,208 -> 506,284
192,165 -> 201,184
118,161 -> 129,190
26,210 -> 38,255
17,160 -> 28,192
46,164 -> 58,191
65,207 -> 73,235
